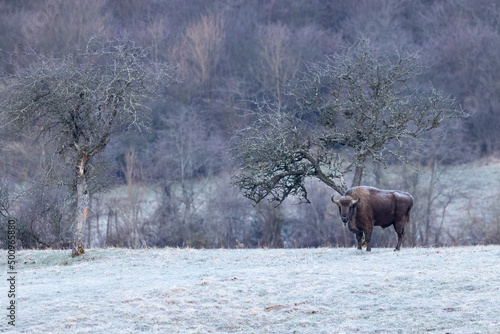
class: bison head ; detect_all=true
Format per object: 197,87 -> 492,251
331,192 -> 359,226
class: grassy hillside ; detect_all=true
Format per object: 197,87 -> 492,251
5,246 -> 500,333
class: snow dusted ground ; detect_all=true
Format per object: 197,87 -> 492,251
3,246 -> 500,333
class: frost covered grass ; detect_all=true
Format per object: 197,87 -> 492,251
4,246 -> 500,333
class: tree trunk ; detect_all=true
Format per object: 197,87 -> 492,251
106,207 -> 112,247
424,156 -> 437,246
351,165 -> 364,187
87,195 -> 92,248
72,160 -> 89,257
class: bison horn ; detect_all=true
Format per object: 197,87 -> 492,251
351,191 -> 360,205
331,195 -> 340,205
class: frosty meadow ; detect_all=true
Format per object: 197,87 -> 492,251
4,246 -> 500,333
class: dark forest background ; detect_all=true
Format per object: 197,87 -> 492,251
1,0 -> 500,249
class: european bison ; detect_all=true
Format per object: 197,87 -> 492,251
332,186 -> 414,251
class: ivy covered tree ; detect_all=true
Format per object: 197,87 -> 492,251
231,38 -> 465,205
0,35 -> 176,256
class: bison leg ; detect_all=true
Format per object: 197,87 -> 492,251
355,231 -> 363,250
394,223 -> 405,251
364,227 -> 373,252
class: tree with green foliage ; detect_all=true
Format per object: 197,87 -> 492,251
0,36 -> 176,256
231,38 -> 465,205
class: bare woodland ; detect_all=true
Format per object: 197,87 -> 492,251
1,0 -> 500,251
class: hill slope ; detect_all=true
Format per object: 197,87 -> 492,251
5,246 -> 500,333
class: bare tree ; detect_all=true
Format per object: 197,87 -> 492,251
173,11 -> 225,93
254,201 -> 286,248
146,106 -> 221,248
0,35 -> 176,256
20,0 -> 111,56
231,38 -> 464,205
257,23 -> 299,101
120,145 -> 146,248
